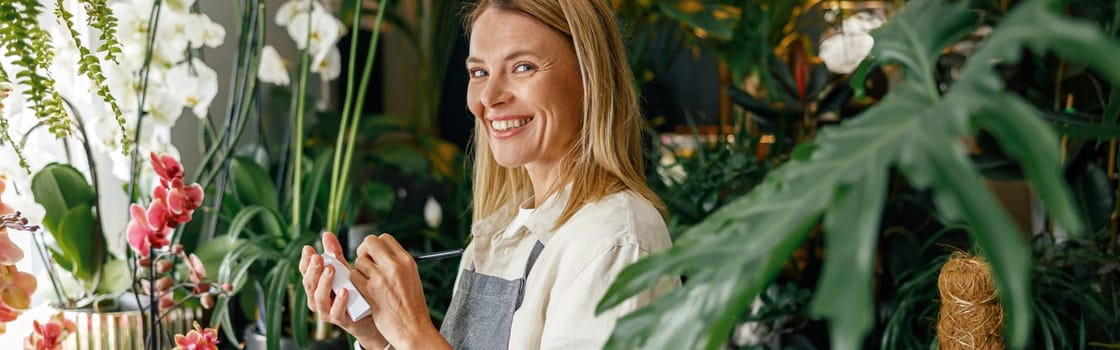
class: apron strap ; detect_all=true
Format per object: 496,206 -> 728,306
515,241 -> 546,311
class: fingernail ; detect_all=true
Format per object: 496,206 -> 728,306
325,267 -> 333,276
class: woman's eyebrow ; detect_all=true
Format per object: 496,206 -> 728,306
465,50 -> 541,66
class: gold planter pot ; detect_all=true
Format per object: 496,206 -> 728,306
56,306 -> 201,350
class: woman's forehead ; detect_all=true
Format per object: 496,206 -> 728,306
467,9 -> 570,60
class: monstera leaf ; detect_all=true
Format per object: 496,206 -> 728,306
599,0 -> 1120,348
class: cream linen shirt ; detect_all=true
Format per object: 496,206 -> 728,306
456,187 -> 678,349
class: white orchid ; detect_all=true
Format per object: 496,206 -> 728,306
424,197 -> 443,229
166,58 -> 219,118
819,12 -> 884,74
287,7 -> 345,66
259,45 -> 291,86
187,13 -> 226,49
144,87 -> 186,127
312,46 -> 342,81
275,0 -> 326,28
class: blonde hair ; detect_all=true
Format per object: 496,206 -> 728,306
465,0 -> 667,227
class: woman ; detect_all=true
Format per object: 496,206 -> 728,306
299,1 -> 676,348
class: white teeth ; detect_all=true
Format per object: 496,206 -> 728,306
491,118 -> 532,131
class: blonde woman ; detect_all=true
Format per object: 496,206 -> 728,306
299,0 -> 676,348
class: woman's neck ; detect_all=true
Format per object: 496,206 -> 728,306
524,161 -> 560,208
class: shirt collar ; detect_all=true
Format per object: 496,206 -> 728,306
471,184 -> 573,245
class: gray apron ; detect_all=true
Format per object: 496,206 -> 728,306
440,241 -> 545,350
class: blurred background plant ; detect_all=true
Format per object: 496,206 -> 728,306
606,0 -> 1120,349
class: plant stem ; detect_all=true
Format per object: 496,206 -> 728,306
31,229 -> 70,307
333,2 -> 388,235
67,100 -> 108,295
326,0 -> 368,233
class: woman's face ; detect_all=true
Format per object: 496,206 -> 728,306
466,9 -> 583,170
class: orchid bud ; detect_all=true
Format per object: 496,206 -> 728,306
172,244 -> 185,254
222,283 -> 233,292
200,294 -> 215,309
159,294 -> 175,310
156,259 -> 173,274
156,276 -> 175,292
139,257 -> 151,267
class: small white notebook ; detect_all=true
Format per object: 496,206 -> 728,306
322,253 -> 372,321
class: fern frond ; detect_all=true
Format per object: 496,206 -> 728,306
55,0 -> 130,153
79,0 -> 122,64
0,0 -> 72,140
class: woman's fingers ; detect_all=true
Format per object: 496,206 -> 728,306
376,234 -> 412,262
313,265 -> 335,316
329,288 -> 352,324
301,254 -> 323,311
322,231 -> 346,258
299,245 -> 317,274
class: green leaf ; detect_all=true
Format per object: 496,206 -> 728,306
265,261 -> 291,350
372,144 -> 428,175
809,159 -> 889,350
231,156 -> 279,211
602,0 -> 1120,347
48,246 -> 73,274
30,163 -> 96,234
655,1 -> 740,41
870,0 -> 978,87
55,204 -> 96,282
1070,163 -> 1114,233
360,181 -> 395,214
95,259 -> 130,295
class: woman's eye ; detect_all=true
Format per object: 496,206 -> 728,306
513,63 -> 535,73
469,68 -> 488,78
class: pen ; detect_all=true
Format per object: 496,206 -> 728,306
413,249 -> 463,262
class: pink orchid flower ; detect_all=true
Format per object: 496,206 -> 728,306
173,322 -> 219,350
0,264 -> 35,311
186,254 -> 206,285
126,203 -> 172,256
150,152 -> 184,183
24,313 -> 76,350
0,177 -> 25,265
156,180 -> 204,227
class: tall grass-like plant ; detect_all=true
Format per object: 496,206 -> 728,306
598,0 -> 1120,349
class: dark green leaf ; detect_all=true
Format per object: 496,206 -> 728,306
360,181 -> 395,214
870,0 -> 978,85
231,156 -> 279,211
810,159 -> 889,349
30,163 -> 96,234
55,204 -> 96,282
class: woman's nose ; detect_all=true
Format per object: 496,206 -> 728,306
480,75 -> 510,108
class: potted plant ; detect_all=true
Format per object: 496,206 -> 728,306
600,0 -> 1120,349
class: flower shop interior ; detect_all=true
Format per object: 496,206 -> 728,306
1,0 -> 1118,349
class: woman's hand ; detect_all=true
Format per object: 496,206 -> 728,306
299,232 -> 388,349
351,234 -> 451,349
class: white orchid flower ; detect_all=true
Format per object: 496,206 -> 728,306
424,197 -> 442,229
166,0 -> 197,12
258,45 -> 291,86
312,46 -> 342,81
287,8 -> 344,65
144,87 -> 186,127
276,0 -> 326,28
187,13 -> 226,49
166,58 -> 219,118
819,32 -> 874,74
840,12 -> 884,36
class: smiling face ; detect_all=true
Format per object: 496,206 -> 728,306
466,9 -> 584,174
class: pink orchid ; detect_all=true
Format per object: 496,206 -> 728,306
127,203 -> 172,256
159,180 -> 204,227
24,313 -> 76,350
0,178 -> 24,265
0,265 -> 35,311
0,299 -> 18,333
172,322 -> 219,350
150,152 -> 184,183
185,254 -> 206,285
